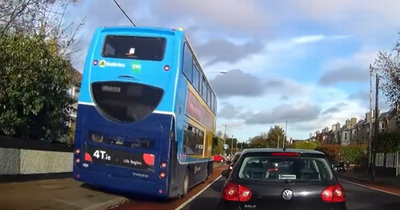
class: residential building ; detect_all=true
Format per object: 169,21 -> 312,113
315,108 -> 399,146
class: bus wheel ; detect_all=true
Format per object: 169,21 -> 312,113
202,167 -> 208,183
182,170 -> 189,197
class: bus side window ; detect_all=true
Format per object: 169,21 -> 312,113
182,43 -> 193,82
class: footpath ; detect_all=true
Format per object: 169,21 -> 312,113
336,169 -> 400,195
0,178 -> 127,210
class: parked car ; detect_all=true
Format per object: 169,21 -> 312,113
218,148 -> 347,210
214,155 -> 226,162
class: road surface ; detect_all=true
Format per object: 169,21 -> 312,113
178,178 -> 400,210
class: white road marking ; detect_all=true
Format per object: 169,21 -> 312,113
174,175 -> 222,210
340,179 -> 400,197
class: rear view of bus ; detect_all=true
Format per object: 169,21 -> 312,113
73,27 -> 179,198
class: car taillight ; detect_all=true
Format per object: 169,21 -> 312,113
321,184 -> 345,203
271,152 -> 299,156
221,182 -> 252,202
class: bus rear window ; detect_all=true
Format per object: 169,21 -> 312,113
102,35 -> 166,61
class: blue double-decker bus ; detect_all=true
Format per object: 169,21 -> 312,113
73,26 -> 219,198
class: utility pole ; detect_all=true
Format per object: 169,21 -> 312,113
284,121 -> 288,148
223,122 -> 227,155
368,65 -> 373,172
372,73 -> 379,182
277,135 -> 280,148
231,135 -> 234,155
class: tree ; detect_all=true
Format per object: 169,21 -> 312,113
266,125 -> 286,148
374,33 -> 400,113
294,141 -> 318,150
0,0 -> 84,142
249,132 -> 268,148
0,33 -> 75,140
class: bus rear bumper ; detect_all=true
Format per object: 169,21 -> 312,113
73,167 -> 168,198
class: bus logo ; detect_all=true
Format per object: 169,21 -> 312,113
99,60 -> 106,67
131,62 -> 141,73
99,60 -> 126,68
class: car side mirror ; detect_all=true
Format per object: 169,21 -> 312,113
226,160 -> 232,165
221,170 -> 230,178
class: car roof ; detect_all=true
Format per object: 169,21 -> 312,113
240,148 -> 324,156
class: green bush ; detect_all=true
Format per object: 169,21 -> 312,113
294,141 -> 318,150
339,144 -> 367,164
375,132 -> 400,153
0,32 -> 75,141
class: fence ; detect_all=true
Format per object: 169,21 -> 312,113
374,152 -> 400,176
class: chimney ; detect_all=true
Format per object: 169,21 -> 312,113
332,124 -> 336,131
345,119 -> 351,128
351,117 -> 357,126
366,112 -> 371,122
336,122 -> 341,130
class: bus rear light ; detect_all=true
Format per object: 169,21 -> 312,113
161,162 -> 167,168
159,189 -> 163,194
164,65 -> 170,71
75,148 -> 80,154
75,158 -> 80,163
159,172 -> 166,178
93,60 -> 98,66
76,174 -> 80,179
84,153 -> 93,162
143,153 -> 155,166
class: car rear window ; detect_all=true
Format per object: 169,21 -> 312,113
237,155 -> 333,182
102,35 -> 166,61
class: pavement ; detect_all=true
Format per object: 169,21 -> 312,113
0,177 -> 127,210
178,177 -> 400,210
0,162 -> 224,210
336,169 -> 400,195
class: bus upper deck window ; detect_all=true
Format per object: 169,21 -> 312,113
102,35 -> 166,61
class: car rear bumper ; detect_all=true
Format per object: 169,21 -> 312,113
218,200 -> 347,210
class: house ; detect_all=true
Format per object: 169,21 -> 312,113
350,119 -> 364,145
315,106 -> 399,146
327,123 -> 341,144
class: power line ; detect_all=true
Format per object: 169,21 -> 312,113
112,0 -> 136,27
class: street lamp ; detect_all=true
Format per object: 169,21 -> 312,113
209,70 -> 228,74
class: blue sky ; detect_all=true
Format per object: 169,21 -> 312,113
65,0 -> 400,141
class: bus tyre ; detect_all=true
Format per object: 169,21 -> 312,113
182,171 -> 189,197
202,167 -> 208,183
